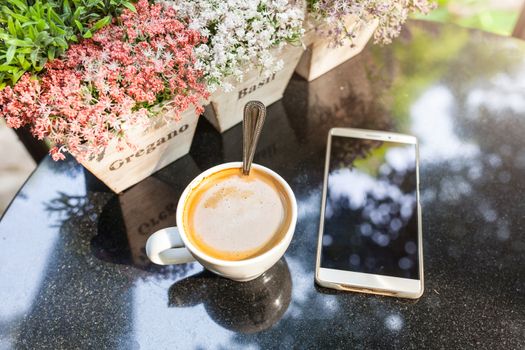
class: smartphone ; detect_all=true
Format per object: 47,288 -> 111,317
315,127 -> 424,299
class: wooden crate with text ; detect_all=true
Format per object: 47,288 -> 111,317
204,44 -> 304,132
80,106 -> 200,193
295,17 -> 377,82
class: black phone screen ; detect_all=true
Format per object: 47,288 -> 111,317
320,135 -> 420,280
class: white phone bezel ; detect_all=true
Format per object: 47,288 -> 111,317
315,127 -> 424,299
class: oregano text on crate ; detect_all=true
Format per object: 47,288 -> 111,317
108,124 -> 189,171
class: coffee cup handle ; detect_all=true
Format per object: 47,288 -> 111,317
146,227 -> 196,265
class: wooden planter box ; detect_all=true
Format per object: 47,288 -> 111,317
80,105 -> 200,193
295,17 -> 377,82
203,44 -> 305,133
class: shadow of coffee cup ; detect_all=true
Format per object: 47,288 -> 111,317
168,258 -> 292,333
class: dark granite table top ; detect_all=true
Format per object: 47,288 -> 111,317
1,21 -> 524,349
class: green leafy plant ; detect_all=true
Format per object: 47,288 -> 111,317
0,0 -> 136,88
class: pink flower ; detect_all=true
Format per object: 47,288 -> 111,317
50,147 -> 66,161
0,0 -> 209,161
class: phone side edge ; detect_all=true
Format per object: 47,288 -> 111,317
315,131 -> 334,281
416,139 -> 425,297
329,127 -> 417,144
318,267 -> 424,299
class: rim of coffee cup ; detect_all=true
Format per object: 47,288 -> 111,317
175,162 -> 297,267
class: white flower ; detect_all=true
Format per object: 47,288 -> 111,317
309,0 -> 435,46
99,51 -> 110,62
161,0 -> 305,92
107,62 -> 119,71
222,82 -> 234,92
143,48 -> 154,58
162,51 -> 174,61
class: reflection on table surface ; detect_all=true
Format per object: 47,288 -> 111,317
168,259 -> 292,334
1,21 -> 525,349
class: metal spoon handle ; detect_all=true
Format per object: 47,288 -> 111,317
242,101 -> 266,176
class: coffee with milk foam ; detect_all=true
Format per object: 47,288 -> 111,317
183,167 -> 292,261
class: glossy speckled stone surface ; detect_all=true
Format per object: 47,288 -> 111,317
1,21 -> 524,349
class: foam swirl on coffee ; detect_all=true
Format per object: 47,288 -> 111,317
183,167 -> 291,261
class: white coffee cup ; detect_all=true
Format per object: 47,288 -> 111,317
145,162 -> 297,282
